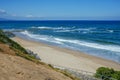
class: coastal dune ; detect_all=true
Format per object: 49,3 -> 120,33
12,37 -> 120,73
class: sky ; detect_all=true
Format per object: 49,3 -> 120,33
0,0 -> 120,20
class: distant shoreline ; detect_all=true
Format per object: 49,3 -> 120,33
11,36 -> 120,73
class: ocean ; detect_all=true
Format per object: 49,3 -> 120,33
0,20 -> 120,63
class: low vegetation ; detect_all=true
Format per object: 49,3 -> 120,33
0,30 -> 27,53
95,67 -> 120,80
0,29 -> 39,63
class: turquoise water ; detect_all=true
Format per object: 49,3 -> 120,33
0,20 -> 120,63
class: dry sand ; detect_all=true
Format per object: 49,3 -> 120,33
12,37 -> 120,73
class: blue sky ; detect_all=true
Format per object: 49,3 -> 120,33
0,0 -> 120,20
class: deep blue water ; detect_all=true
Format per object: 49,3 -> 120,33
0,20 -> 120,63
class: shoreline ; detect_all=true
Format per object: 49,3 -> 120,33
11,36 -> 120,73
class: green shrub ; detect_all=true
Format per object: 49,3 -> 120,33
112,71 -> 120,80
95,67 -> 120,80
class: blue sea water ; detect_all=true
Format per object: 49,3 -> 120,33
0,20 -> 120,63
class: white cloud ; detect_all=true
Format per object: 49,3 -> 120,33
26,14 -> 34,18
0,9 -> 7,15
0,9 -> 43,20
11,14 -> 17,17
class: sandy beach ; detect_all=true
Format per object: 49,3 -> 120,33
11,37 -> 120,73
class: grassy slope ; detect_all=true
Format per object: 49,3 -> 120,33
0,29 -> 40,63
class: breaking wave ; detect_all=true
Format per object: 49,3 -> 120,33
30,26 -> 119,34
20,30 -> 120,53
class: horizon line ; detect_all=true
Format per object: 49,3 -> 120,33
0,19 -> 120,21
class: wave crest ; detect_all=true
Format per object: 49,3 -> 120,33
21,30 -> 120,53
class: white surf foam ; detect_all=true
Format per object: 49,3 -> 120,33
30,26 -> 98,34
19,30 -> 120,62
55,27 -> 96,33
54,38 -> 120,53
107,30 -> 114,33
31,26 -> 53,30
21,30 -> 120,53
20,30 -> 63,44
31,26 -> 71,30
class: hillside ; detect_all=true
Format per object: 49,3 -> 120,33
0,30 -> 76,80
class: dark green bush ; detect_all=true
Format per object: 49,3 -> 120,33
95,67 -> 120,80
112,71 -> 120,80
